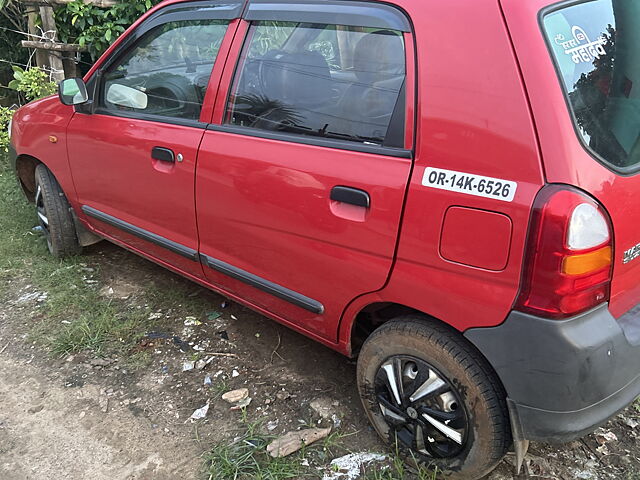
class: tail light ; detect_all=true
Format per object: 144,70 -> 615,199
515,185 -> 613,319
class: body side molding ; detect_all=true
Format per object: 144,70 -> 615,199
81,205 -> 198,261
200,253 -> 325,314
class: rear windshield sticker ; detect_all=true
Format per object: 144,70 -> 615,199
554,26 -> 606,64
421,167 -> 517,202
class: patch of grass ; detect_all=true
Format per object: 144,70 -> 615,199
209,379 -> 229,400
0,157 -> 152,357
362,440 -> 439,480
203,416 -> 414,480
320,429 -> 358,457
203,419 -> 309,480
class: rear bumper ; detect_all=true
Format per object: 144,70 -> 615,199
465,304 -> 640,443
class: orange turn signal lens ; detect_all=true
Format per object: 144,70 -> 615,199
562,246 -> 612,275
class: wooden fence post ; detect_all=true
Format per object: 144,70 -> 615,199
38,5 -> 65,82
26,8 -> 49,70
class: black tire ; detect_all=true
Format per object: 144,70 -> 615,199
357,316 -> 510,480
34,164 -> 81,257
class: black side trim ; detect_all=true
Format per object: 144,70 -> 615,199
207,124 -> 412,159
383,79 -> 405,149
150,1 -> 243,22
245,0 -> 411,32
200,253 -> 325,314
82,205 -> 198,261
91,108 -> 208,129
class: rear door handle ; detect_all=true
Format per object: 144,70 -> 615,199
330,186 -> 370,208
152,146 -> 175,163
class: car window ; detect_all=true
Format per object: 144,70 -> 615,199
225,21 -> 406,146
101,20 -> 229,121
543,0 -> 640,172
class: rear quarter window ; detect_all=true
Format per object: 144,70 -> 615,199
543,0 -> 640,173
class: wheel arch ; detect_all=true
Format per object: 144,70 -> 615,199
14,154 -> 43,202
346,302 -> 509,391
14,155 -> 101,248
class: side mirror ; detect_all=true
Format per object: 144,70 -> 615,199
58,78 -> 89,106
106,83 -> 148,110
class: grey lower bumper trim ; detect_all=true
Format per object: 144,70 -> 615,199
465,304 -> 640,442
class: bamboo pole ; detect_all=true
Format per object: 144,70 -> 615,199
21,40 -> 87,52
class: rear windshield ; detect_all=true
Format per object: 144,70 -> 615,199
543,0 -> 640,172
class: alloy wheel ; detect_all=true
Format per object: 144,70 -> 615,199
35,184 -> 52,249
374,355 -> 468,458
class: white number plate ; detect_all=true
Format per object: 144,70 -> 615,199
421,167 -> 517,202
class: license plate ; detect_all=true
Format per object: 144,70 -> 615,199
421,167 -> 517,202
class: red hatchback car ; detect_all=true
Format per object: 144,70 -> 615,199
8,0 -> 640,477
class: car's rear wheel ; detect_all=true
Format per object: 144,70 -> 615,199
357,316 -> 510,479
34,164 -> 81,257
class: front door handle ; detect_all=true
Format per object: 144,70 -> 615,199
152,146 -> 175,163
330,186 -> 370,208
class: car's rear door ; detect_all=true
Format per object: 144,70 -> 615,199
195,0 -> 415,342
67,1 -> 241,277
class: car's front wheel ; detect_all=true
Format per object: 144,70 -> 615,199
34,164 -> 81,258
357,317 -> 511,479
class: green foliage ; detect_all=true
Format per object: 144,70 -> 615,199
0,106 -> 13,152
0,66 -> 54,152
7,66 -> 57,101
0,0 -> 29,95
55,0 -> 161,60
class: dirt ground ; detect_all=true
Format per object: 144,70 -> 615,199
0,242 -> 639,480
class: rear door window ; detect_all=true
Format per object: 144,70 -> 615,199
543,0 -> 640,172
225,21 -> 406,146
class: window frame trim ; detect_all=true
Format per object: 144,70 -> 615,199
539,0 -> 640,176
244,0 -> 411,32
207,123 -> 413,158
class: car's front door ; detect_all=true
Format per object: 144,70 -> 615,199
67,1 -> 240,277
196,1 -> 414,342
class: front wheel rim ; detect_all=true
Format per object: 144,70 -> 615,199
35,185 -> 52,248
374,355 -> 469,459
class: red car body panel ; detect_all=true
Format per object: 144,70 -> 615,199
11,97 -> 76,200
66,114 -> 206,278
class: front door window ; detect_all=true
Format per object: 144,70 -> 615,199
102,19 -> 229,121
